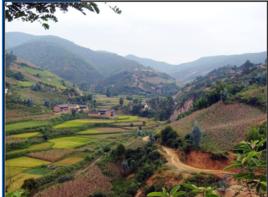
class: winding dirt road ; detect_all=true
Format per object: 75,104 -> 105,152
161,146 -> 234,175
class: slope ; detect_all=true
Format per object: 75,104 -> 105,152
169,101 -> 266,151
6,58 -> 81,120
6,32 -> 144,79
95,68 -> 178,96
9,40 -> 102,86
173,52 -> 267,84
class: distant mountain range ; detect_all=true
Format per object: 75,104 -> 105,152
126,52 -> 267,85
6,32 -> 266,91
6,32 -> 177,95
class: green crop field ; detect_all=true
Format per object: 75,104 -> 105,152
78,127 -> 129,135
6,120 -> 49,133
9,132 -> 41,139
49,136 -> 93,149
6,156 -> 50,168
7,142 -> 53,158
53,119 -> 113,129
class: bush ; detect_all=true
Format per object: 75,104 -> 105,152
22,178 -> 38,192
160,126 -> 182,149
136,164 -> 154,183
89,192 -> 106,197
57,175 -> 73,183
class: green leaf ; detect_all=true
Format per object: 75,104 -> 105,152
170,185 -> 181,195
147,192 -> 165,197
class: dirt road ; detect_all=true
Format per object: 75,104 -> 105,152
161,146 -> 234,175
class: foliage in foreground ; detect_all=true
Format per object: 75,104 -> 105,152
147,184 -> 218,197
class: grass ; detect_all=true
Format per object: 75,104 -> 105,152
20,65 -> 68,89
6,156 -> 50,168
7,142 -> 53,158
9,132 -> 41,139
25,166 -> 51,175
17,81 -> 34,87
49,136 -> 92,149
6,120 -> 49,133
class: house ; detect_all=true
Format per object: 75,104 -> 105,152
97,109 -> 115,117
53,104 -> 69,113
53,104 -> 86,113
88,109 -> 115,117
79,105 -> 89,112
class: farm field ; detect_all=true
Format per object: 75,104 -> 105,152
6,120 -> 49,133
9,132 -> 41,139
53,115 -> 140,129
169,101 -> 267,151
5,113 -> 153,193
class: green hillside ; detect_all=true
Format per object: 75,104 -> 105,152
5,58 -> 79,120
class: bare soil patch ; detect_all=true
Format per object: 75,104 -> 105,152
34,165 -> 112,197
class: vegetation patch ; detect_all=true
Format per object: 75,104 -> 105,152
9,132 -> 41,139
6,156 -> 50,168
49,136 -> 92,149
53,119 -> 113,129
7,142 -> 53,159
6,120 -> 49,133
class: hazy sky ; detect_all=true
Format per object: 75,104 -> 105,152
6,2 -> 267,64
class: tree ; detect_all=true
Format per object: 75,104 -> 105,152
5,51 -> 17,68
191,124 -> 201,148
5,2 -> 121,29
22,178 -> 38,192
119,97 -> 124,107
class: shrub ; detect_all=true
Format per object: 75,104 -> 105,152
89,192 -> 107,197
160,126 -> 182,149
57,175 -> 73,183
22,178 -> 38,192
136,164 -> 154,183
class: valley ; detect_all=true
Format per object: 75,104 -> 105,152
4,32 -> 267,197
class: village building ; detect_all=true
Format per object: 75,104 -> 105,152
53,104 -> 89,113
88,109 -> 116,117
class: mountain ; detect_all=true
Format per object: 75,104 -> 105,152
8,40 -> 102,85
96,67 -> 178,96
171,60 -> 267,121
173,52 -> 267,84
126,52 -> 267,85
125,54 -> 177,73
6,32 -> 178,94
5,56 -> 83,118
6,32 -> 144,81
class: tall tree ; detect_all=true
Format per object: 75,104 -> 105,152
5,2 -> 121,29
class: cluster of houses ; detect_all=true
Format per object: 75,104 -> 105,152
53,104 -> 115,117
53,104 -> 89,113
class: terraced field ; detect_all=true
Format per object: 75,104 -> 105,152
5,113 -> 156,193
6,120 -> 49,133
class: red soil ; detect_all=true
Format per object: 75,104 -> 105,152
184,150 -> 235,171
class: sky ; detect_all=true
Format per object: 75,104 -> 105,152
6,2 -> 267,64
